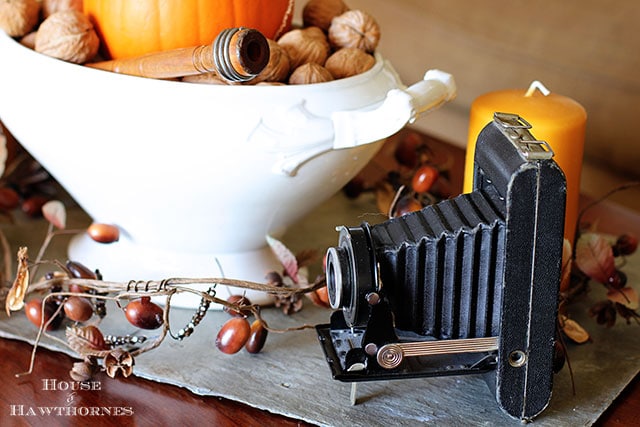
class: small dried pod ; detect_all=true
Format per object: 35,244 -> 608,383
289,62 -> 333,85
42,0 -> 82,18
69,358 -> 98,382
328,10 -> 380,52
277,26 -> 330,69
0,0 -> 40,37
35,10 -> 100,64
104,348 -> 134,378
325,47 -> 375,79
250,39 -> 291,84
302,0 -> 349,32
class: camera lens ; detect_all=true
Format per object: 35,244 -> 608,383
325,224 -> 378,327
326,246 -> 347,309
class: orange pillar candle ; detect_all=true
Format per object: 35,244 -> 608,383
463,81 -> 587,242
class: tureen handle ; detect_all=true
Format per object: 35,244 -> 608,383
332,69 -> 456,149
250,69 -> 456,176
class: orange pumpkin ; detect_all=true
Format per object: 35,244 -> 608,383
82,0 -> 295,59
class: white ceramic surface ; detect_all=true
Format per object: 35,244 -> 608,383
0,31 -> 455,307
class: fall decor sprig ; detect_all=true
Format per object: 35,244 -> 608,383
3,200 -> 330,382
558,182 -> 640,345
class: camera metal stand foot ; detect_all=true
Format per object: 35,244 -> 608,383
350,383 -> 358,406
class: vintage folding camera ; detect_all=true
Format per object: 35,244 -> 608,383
316,112 -> 567,421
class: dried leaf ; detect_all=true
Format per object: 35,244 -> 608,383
374,181 -> 396,217
607,287 -> 639,310
66,325 -> 110,358
295,249 -> 318,269
42,200 -> 66,229
266,235 -> 299,283
5,247 -> 29,316
575,232 -> 615,285
560,315 -> 590,344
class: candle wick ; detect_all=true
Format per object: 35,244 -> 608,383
525,80 -> 551,97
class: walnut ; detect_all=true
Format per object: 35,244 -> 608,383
328,10 -> 380,53
325,47 -> 375,79
42,0 -> 83,18
302,0 -> 349,32
0,0 -> 40,37
19,30 -> 36,49
277,26 -> 330,69
288,62 -> 333,85
250,39 -> 291,84
35,10 -> 100,64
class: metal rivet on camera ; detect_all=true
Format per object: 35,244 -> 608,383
365,292 -> 380,305
364,343 -> 378,356
508,350 -> 527,368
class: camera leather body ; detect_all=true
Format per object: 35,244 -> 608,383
317,113 -> 567,421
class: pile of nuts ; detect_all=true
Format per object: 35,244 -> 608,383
0,0 -> 381,85
0,0 -> 98,64
234,0 -> 381,86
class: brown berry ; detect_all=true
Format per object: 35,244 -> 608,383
245,320 -> 268,354
25,298 -> 62,330
124,297 -> 164,330
63,296 -> 93,322
394,133 -> 422,168
343,176 -> 365,199
393,196 -> 422,217
265,271 -> 284,287
0,187 -> 20,210
223,295 -> 252,317
411,165 -> 439,194
87,223 -> 120,244
21,195 -> 48,217
216,317 -> 250,354
316,285 -> 330,306
66,260 -> 97,279
613,234 -> 638,257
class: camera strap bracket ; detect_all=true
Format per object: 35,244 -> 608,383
493,112 -> 554,161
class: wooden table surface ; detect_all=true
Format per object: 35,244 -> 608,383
1,133 -> 638,426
